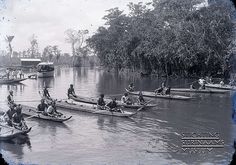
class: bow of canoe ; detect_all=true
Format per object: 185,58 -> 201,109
205,83 -> 236,90
0,125 -> 31,140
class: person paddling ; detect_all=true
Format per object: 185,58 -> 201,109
3,104 -> 17,126
43,87 -> 51,100
198,78 -> 206,89
165,87 -> 171,95
106,98 -> 121,112
37,99 -> 48,114
128,83 -> 135,92
121,93 -> 132,105
138,91 -> 145,105
97,94 -> 106,110
46,100 -> 61,117
190,83 -> 196,89
12,104 -> 27,130
67,84 -> 76,98
7,90 -> 14,106
154,82 -> 166,95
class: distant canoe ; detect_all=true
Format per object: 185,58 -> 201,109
69,95 -> 157,109
46,99 -> 140,118
0,124 -> 31,141
170,88 -> 228,94
126,89 -> 192,100
205,83 -> 236,90
28,74 -> 37,79
21,105 -> 72,122
0,78 -> 27,84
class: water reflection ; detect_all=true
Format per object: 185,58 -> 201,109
0,67 -> 233,164
37,77 -> 54,89
0,135 -> 31,160
97,116 -> 117,130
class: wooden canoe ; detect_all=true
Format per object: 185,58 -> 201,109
21,105 -> 72,122
0,78 -> 27,84
69,95 -> 157,109
47,99 -> 140,117
126,89 -> 192,100
205,83 -> 236,90
170,88 -> 228,94
0,124 -> 31,141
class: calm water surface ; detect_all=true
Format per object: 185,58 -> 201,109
0,67 -> 234,165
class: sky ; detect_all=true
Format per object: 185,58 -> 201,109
0,0 -> 151,54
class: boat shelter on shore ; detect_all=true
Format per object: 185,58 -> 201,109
21,58 -> 41,67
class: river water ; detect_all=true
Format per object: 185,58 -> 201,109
0,67 -> 235,165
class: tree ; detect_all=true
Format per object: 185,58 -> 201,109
5,35 -> 14,58
87,0 -> 235,77
65,29 -> 89,56
42,45 -> 61,62
28,34 -> 39,58
65,29 -> 89,66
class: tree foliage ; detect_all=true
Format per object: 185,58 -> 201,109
27,34 -> 39,58
87,0 -> 235,77
42,45 -> 61,62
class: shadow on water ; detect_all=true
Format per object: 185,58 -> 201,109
31,119 -> 72,136
0,135 -> 31,160
97,115 -> 118,131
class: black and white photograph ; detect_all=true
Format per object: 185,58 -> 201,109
0,0 -> 236,164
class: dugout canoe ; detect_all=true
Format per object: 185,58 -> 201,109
69,95 -> 157,109
21,105 -> 72,122
170,88 -> 228,94
0,124 -> 31,141
205,83 -> 236,90
125,89 -> 192,100
46,99 -> 141,117
0,78 -> 27,84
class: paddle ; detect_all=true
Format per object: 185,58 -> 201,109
0,123 -> 15,130
0,100 -> 41,103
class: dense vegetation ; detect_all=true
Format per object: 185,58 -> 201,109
87,0 -> 235,77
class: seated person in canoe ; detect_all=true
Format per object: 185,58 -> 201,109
220,80 -> 224,86
67,84 -> 77,98
205,76 -> 212,84
190,83 -> 196,89
97,94 -> 106,110
154,82 -> 166,95
121,93 -> 133,105
12,104 -> 28,130
127,83 -> 135,92
19,69 -> 24,78
137,91 -> 146,105
198,78 -> 206,89
43,87 -> 51,100
154,87 -> 164,95
45,100 -> 62,117
106,98 -> 122,113
37,99 -> 48,114
3,103 -> 17,126
165,87 -> 171,95
229,79 -> 236,86
7,90 -> 15,106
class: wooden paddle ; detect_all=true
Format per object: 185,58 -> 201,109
0,123 -> 15,130
25,114 -> 40,120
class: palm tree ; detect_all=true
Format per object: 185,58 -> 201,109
5,35 -> 14,58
